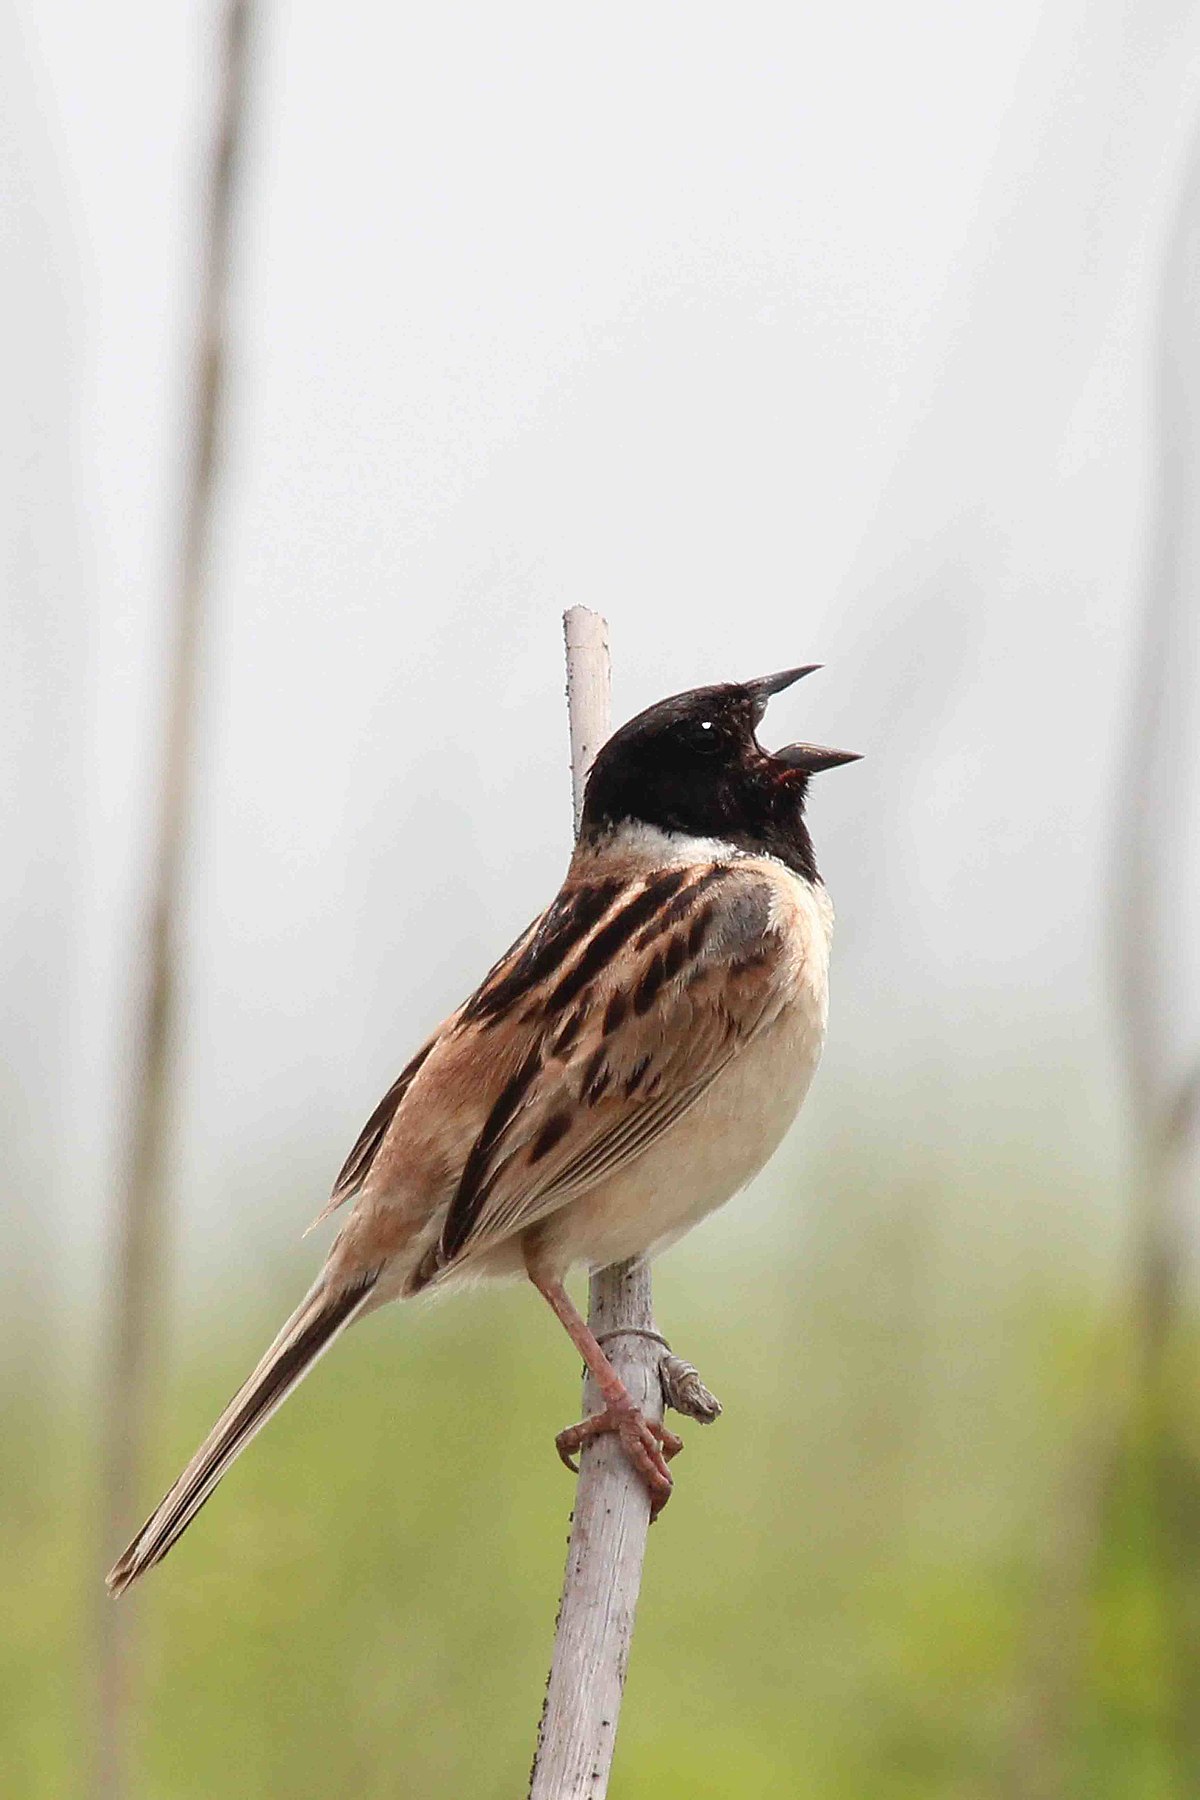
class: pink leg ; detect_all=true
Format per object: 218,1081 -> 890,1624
526,1258 -> 682,1518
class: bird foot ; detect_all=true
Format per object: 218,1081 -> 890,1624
555,1399 -> 683,1518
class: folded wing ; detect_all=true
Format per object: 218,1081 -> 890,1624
433,861 -> 789,1271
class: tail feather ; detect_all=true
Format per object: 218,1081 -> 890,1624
106,1270 -> 377,1596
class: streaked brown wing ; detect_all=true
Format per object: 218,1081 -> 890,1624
317,1034 -> 439,1223
314,874 -> 631,1223
436,862 -> 786,1267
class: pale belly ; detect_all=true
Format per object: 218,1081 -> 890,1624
534,983 -> 827,1274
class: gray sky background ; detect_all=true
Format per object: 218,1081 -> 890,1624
4,2 -> 1200,1303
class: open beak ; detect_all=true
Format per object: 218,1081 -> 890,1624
747,665 -> 822,702
747,666 -> 860,771
773,742 -> 862,774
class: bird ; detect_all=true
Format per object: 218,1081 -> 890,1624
106,665 -> 858,1595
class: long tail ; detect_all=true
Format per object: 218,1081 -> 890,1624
106,1269 -> 378,1596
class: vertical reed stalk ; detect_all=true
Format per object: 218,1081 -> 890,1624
92,7 -> 252,1796
527,608 -> 665,1800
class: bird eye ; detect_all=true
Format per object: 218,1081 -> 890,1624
684,718 -> 721,754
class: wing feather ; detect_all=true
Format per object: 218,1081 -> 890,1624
309,1033 -> 438,1229
435,863 -> 785,1270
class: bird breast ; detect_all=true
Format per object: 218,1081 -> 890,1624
536,864 -> 833,1273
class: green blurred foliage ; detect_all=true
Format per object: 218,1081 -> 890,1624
3,1156 -> 1198,1798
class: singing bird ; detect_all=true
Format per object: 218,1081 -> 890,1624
107,667 -> 858,1594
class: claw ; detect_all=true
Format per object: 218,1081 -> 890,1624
555,1432 -> 582,1475
553,1401 -> 683,1517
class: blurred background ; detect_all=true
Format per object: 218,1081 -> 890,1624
4,2 -> 1200,1795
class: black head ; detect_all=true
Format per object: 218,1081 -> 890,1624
580,667 -> 859,882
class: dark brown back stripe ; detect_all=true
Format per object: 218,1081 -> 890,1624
529,1111 -> 571,1164
580,1046 -> 607,1097
541,869 -> 689,1017
602,990 -> 628,1035
441,1043 -> 543,1257
460,879 -> 624,1025
331,1038 -> 435,1202
686,905 -> 714,957
550,1003 -> 587,1057
624,1054 -> 652,1096
663,933 -> 688,980
587,1064 -> 612,1103
634,951 -> 666,1015
635,866 -> 731,945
